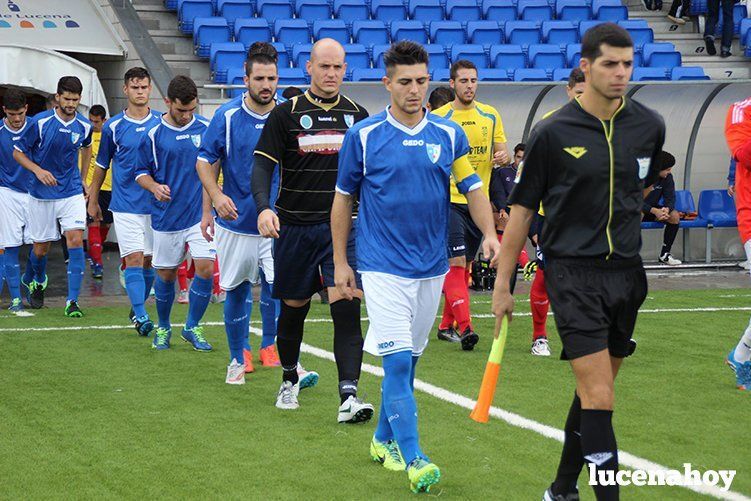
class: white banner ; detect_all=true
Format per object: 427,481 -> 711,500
0,0 -> 126,56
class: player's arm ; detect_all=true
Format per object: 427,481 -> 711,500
197,159 -> 236,221
135,135 -> 170,201
79,128 -> 94,198
252,107 -> 285,238
13,125 -> 57,186
136,172 -> 170,202
89,127 -> 114,219
491,108 -> 510,166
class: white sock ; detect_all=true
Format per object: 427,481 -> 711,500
734,319 -> 751,363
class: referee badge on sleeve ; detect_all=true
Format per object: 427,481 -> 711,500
426,143 -> 441,164
637,157 -> 650,180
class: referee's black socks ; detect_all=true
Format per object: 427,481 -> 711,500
581,409 -> 619,500
277,301 -> 311,385
552,393 -> 583,495
330,297 -> 364,403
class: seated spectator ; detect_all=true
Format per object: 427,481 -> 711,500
704,0 -> 734,57
643,151 -> 682,265
427,86 -> 454,112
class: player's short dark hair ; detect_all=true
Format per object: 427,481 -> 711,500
660,151 -> 676,170
581,22 -> 633,61
567,67 -> 585,88
89,104 -> 106,119
167,75 -> 198,104
383,41 -> 429,77
3,88 -> 27,110
46,94 -> 57,105
514,143 -> 526,155
428,86 -> 454,110
124,67 -> 150,85
57,76 -> 83,96
449,60 -> 478,81
282,86 -> 304,99
248,41 -> 278,62
246,53 -> 277,76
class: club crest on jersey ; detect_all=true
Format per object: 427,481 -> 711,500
637,157 -> 650,179
343,114 -> 354,128
300,114 -> 313,130
191,134 -> 202,147
70,132 -> 80,144
425,143 -> 441,164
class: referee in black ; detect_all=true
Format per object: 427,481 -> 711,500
492,24 -> 665,501
251,39 -> 374,422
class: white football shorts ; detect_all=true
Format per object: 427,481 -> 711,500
27,193 -> 86,243
152,222 -> 216,269
112,212 -> 154,258
214,223 -> 274,291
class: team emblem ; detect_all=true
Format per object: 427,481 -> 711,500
637,157 -> 651,179
563,146 -> 587,159
71,132 -> 80,144
300,114 -> 313,130
344,114 -> 354,128
191,134 -> 202,147
425,143 -> 441,164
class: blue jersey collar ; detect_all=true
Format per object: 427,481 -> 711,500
385,106 -> 429,136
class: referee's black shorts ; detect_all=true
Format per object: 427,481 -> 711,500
272,220 -> 361,300
86,190 -> 114,225
448,203 -> 482,260
545,256 -> 647,360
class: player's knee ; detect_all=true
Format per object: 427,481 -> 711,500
125,252 -> 144,268
193,259 -> 214,279
330,297 -> 362,338
283,298 -> 310,308
383,351 -> 413,380
158,268 -> 177,283
668,211 -> 680,225
66,230 -> 84,248
277,300 -> 311,340
33,242 -> 50,257
578,383 -> 614,410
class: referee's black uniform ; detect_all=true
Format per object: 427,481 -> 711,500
509,97 -> 665,360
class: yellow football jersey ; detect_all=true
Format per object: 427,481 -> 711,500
83,130 -> 112,191
432,101 -> 507,204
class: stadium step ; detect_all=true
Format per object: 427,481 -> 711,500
660,33 -> 743,57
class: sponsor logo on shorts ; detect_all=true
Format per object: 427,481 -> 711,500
75,220 -> 85,225
378,341 -> 395,350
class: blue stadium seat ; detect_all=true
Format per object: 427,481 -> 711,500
217,0 -> 254,31
643,42 -> 681,68
632,51 -> 643,67
372,44 -> 390,67
566,43 -> 581,66
352,68 -> 386,81
555,0 -> 592,22
623,26 -> 653,51
275,19 -> 312,48
293,43 -> 314,67
409,0 -> 445,25
592,0 -> 628,21
257,0 -> 294,19
193,18 -> 231,59
235,18 -> 272,49
698,190 -> 737,227
446,0 -> 482,23
674,191 -> 709,230
451,44 -> 488,67
313,20 -> 349,43
578,20 -> 605,38
718,4 -> 748,35
425,44 -> 450,70
542,20 -> 578,46
165,0 -> 178,10
483,0 -> 517,23
278,68 -> 309,85
344,44 -> 371,73
353,20 -> 390,46
391,20 -> 428,43
671,66 -> 710,80
528,44 -> 566,74
688,0 -> 706,15
505,20 -> 542,46
178,0 -> 214,33
433,68 -> 451,81
553,67 -> 572,80
517,0 -> 553,24
335,0 -> 370,27
227,67 -> 245,98
210,42 -> 247,83
297,0 -> 333,25
490,44 -> 526,71
272,42 -> 291,67
467,21 -> 504,46
740,18 -> 751,48
513,68 -> 551,80
371,0 -> 408,25
631,67 -> 669,81
430,20 -> 466,44
479,68 -> 511,81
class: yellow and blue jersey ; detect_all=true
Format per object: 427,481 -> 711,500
84,130 -> 113,191
432,101 -> 506,204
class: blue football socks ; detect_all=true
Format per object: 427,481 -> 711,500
143,266 -> 156,301
225,281 -> 251,363
185,274 -> 212,330
30,252 -> 47,284
124,267 -> 147,318
260,271 -> 280,349
154,275 -> 175,330
4,247 -> 21,301
66,246 -> 85,302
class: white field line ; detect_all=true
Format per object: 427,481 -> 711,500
0,320 -> 748,499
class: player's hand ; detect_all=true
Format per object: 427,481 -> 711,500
482,235 -> 502,268
728,184 -> 735,197
36,169 -> 57,186
152,184 -> 171,202
334,263 -> 357,301
87,199 -> 102,222
492,287 -> 514,326
493,149 -> 510,166
258,209 -> 280,238
212,193 -> 238,221
82,182 -> 90,201
201,212 -> 215,242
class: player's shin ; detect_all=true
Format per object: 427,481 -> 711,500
88,225 -> 102,265
530,269 -> 549,340
444,266 -> 472,332
124,266 -> 148,317
383,351 -> 425,464
143,266 -> 156,301
580,409 -> 619,500
277,301 -> 311,384
4,246 -> 22,300
66,247 -> 85,301
30,251 -> 47,283
154,274 -> 176,329
552,392 -> 584,495
185,274 -> 213,329
331,297 -> 364,402
225,282 -> 251,364
260,275 -> 279,349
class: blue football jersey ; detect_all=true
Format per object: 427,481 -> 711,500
198,96 -> 279,235
96,109 -> 162,214
135,115 -> 210,232
15,109 -> 92,200
336,109 -> 481,279
0,119 -> 33,193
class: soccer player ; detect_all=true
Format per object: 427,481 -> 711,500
197,49 -> 282,384
88,67 -> 162,337
725,95 -> 751,390
80,104 -> 110,279
333,41 -> 500,493
426,86 -> 454,112
493,24 -> 665,500
13,76 -> 93,317
432,60 -> 509,349
252,38 -> 373,421
135,75 -> 215,352
0,88 -> 33,314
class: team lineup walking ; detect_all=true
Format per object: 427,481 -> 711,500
2,17 -> 751,499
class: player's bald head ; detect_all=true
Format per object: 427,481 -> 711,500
310,39 -> 345,63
